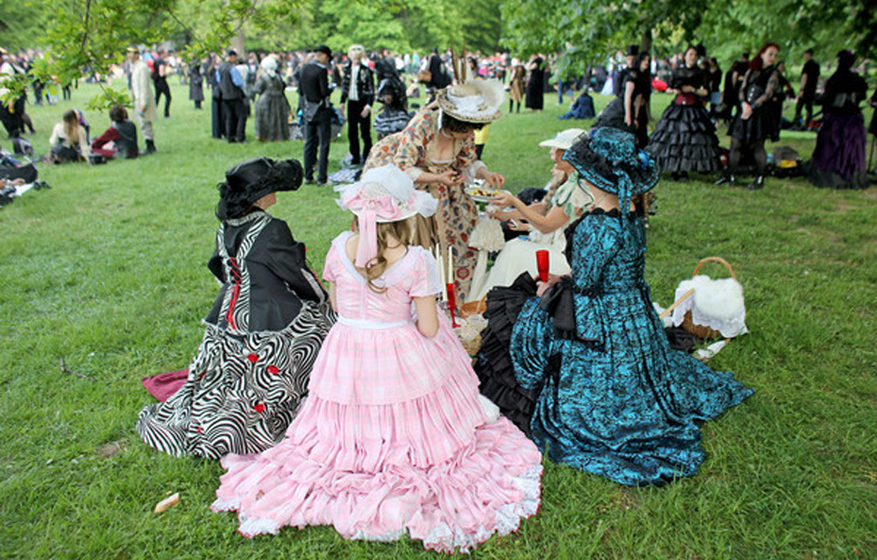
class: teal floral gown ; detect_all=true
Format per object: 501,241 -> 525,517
509,208 -> 753,486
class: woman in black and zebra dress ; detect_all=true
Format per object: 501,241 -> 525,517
137,157 -> 335,459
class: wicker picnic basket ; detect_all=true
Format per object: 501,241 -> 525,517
660,256 -> 743,340
682,257 -> 738,339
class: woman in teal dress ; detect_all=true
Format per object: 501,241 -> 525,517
506,128 -> 753,486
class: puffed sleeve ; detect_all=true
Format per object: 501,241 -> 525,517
569,215 -> 623,291
258,219 -> 327,302
408,248 -> 442,298
322,240 -> 340,284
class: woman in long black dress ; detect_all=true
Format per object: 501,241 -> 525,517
525,54 -> 545,111
646,45 -> 720,180
808,50 -> 869,189
188,58 -> 205,110
593,52 -> 652,147
721,43 -> 781,190
137,158 -> 335,459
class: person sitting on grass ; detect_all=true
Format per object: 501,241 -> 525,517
45,109 -> 90,164
90,105 -> 139,160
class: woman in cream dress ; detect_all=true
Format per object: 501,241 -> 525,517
472,129 -> 592,301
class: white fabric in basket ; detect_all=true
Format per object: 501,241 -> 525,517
671,275 -> 748,338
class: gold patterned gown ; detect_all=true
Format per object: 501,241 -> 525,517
364,106 -> 487,304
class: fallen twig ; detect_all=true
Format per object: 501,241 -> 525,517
59,357 -> 97,382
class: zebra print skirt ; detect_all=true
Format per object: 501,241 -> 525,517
136,301 -> 335,459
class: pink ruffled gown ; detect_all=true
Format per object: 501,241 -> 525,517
212,231 -> 543,553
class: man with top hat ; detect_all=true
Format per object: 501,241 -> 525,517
614,44 -> 639,97
127,47 -> 158,154
217,49 -> 248,143
299,45 -> 333,185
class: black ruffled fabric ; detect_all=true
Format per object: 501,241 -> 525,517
646,102 -> 721,173
474,273 -> 540,436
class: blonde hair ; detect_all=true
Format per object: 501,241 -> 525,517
62,110 -> 81,147
353,217 -> 412,294
348,44 -> 365,60
545,168 -> 571,202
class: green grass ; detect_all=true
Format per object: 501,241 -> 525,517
1,81 -> 875,560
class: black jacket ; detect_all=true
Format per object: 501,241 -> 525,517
299,61 -> 330,104
206,214 -> 326,332
218,62 -> 244,100
340,62 -> 375,105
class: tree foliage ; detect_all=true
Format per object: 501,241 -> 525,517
501,0 -> 874,75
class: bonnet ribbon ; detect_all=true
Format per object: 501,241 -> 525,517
355,207 -> 378,268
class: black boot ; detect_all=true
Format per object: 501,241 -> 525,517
747,175 -> 764,190
715,172 -> 735,186
141,139 -> 156,155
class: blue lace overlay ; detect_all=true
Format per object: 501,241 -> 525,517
510,210 -> 753,486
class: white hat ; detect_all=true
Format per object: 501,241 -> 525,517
335,165 -> 437,266
436,79 -> 505,124
538,128 -> 588,150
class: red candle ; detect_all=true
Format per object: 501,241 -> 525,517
536,249 -> 550,283
446,282 -> 459,327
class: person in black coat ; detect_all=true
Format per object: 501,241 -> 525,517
207,53 -> 224,138
217,50 -> 248,143
299,45 -> 334,184
189,57 -> 205,110
340,45 -> 375,165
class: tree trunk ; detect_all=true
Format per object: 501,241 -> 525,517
640,29 -> 652,55
232,28 -> 245,57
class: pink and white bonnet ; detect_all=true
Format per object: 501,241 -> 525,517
335,164 -> 438,267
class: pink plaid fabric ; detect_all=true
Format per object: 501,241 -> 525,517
311,232 -> 455,404
211,231 -> 543,553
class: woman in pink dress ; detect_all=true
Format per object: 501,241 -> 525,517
212,164 -> 543,553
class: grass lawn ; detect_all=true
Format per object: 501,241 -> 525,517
1,81 -> 875,559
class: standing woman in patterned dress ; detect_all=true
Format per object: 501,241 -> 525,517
137,158 -> 335,459
508,58 -> 525,114
363,74 -> 507,305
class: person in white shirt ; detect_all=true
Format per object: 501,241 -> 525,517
340,45 -> 375,165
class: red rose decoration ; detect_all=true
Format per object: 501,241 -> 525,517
247,353 -> 259,363
254,403 -> 265,413
266,365 -> 279,374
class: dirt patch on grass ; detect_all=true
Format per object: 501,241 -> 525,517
96,439 -> 128,458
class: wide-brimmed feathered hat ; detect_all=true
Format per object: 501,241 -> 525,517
434,49 -> 504,124
435,79 -> 505,124
563,128 -> 659,208
216,157 -> 303,220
